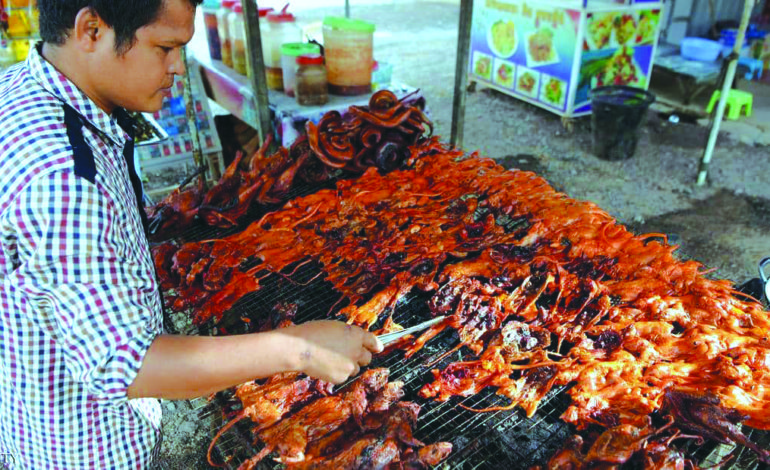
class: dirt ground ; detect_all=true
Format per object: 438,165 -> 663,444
156,2 -> 770,468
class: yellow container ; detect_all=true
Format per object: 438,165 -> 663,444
11,40 -> 31,62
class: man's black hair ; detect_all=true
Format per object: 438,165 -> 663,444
38,0 -> 203,54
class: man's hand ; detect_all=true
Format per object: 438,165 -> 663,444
281,320 -> 383,384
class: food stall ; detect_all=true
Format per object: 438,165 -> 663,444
145,2 -> 770,468
467,0 -> 664,118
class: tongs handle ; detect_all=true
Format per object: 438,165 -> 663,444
377,316 -> 446,346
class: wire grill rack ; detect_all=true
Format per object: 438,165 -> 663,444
159,177 -> 770,470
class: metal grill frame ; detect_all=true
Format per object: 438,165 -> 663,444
158,176 -> 770,470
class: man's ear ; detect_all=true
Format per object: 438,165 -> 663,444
71,7 -> 104,53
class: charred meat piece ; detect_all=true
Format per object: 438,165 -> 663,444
663,390 -> 770,464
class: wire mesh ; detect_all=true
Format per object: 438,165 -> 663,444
158,182 -> 770,470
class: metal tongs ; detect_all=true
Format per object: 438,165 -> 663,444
377,316 -> 446,346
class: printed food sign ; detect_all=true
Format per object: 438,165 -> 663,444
469,0 -> 580,111
574,9 -> 660,112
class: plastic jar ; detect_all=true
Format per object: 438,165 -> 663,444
202,0 -> 222,61
257,7 -> 275,68
280,43 -> 321,97
296,54 -> 328,106
322,17 -> 375,95
264,7 -> 302,91
229,3 -> 248,75
217,0 -> 237,67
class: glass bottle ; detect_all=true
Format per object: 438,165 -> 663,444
296,54 -> 328,106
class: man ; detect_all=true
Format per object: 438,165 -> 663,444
0,1 -> 382,468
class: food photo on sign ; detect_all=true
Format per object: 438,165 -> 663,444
493,58 -> 516,89
575,44 -> 652,109
515,65 -> 540,99
468,1 -> 579,112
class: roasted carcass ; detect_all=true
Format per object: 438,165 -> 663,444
221,369 -> 452,470
146,91 -> 430,237
156,137 -> 770,466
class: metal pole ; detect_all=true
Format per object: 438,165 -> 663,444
242,0 -> 273,145
696,0 -> 754,186
450,0 -> 473,148
181,47 -> 208,188
345,0 -> 350,18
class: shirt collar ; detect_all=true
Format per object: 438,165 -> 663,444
27,43 -> 130,146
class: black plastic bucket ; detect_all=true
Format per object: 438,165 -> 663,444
590,86 -> 656,161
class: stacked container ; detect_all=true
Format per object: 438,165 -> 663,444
280,43 -> 321,97
296,54 -> 329,106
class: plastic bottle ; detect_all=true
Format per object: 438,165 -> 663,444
322,16 -> 375,95
296,54 -> 328,106
229,3 -> 248,75
280,43 -> 320,96
264,5 -> 302,91
217,0 -> 237,67
201,0 -> 222,61
257,7 -> 275,73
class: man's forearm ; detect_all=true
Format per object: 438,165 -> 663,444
127,332 -> 301,400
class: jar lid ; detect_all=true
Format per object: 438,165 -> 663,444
281,42 -> 321,57
268,4 -> 296,23
221,0 -> 237,8
322,16 -> 375,33
231,2 -> 242,13
258,7 -> 274,17
297,53 -> 324,65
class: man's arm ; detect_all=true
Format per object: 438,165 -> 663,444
127,320 -> 383,400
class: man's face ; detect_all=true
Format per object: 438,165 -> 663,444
91,0 -> 196,113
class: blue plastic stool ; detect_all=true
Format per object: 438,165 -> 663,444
738,57 -> 764,80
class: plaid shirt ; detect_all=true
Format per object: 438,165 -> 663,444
0,46 -> 162,469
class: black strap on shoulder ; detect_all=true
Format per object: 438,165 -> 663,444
63,103 -> 97,184
114,108 -> 151,236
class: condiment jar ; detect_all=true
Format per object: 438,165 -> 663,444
280,43 -> 321,97
258,7 -> 275,69
296,54 -> 328,106
201,0 -> 222,61
229,3 -> 248,75
217,0 -> 237,67
322,16 -> 375,95
264,6 -> 302,91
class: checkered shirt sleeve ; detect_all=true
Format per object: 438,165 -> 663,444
12,170 -> 161,402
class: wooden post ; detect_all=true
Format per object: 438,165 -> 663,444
242,0 -> 273,147
451,0 -> 473,148
181,47 -> 208,189
697,0 -> 755,186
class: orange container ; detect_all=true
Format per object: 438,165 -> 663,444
6,10 -> 31,38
